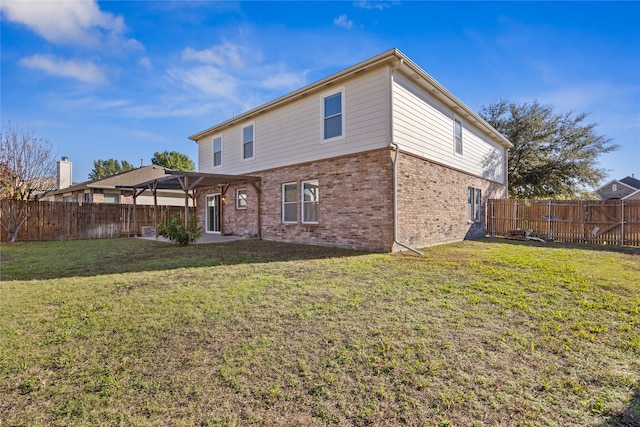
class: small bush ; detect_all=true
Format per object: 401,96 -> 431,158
157,215 -> 203,246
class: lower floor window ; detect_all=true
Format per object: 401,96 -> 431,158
236,188 -> 247,209
282,179 -> 319,224
302,180 -> 319,223
282,183 -> 297,223
104,193 -> 120,204
467,187 -> 482,222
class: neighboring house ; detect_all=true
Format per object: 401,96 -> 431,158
187,48 -> 512,252
596,175 -> 640,201
44,158 -> 191,206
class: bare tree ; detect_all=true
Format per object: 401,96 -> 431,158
0,122 -> 57,242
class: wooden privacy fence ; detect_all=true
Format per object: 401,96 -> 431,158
0,200 -> 195,242
487,199 -> 640,247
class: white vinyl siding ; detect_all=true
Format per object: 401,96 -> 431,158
197,67 -> 389,175
392,72 -> 506,184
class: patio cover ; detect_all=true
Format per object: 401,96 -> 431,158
117,170 -> 261,237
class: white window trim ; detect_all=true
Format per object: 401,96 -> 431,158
612,184 -> 617,191
241,122 -> 255,161
467,187 -> 474,223
301,179 -> 319,224
321,87 -> 345,143
205,193 -> 222,234
453,116 -> 463,157
467,187 -> 482,223
236,188 -> 247,210
212,134 -> 222,168
475,188 -> 482,223
282,182 -> 297,224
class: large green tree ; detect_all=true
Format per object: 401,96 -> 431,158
151,150 -> 195,172
88,159 -> 134,180
479,100 -> 618,199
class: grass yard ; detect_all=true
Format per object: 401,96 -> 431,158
0,238 -> 639,426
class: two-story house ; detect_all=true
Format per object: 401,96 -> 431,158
186,49 -> 511,252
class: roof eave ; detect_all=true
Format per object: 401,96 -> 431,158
394,50 -> 512,149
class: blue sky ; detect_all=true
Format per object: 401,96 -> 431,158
2,1 -> 639,186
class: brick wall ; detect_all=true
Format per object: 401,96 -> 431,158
597,182 -> 636,200
194,148 -> 507,252
195,149 -> 395,251
395,150 -> 507,249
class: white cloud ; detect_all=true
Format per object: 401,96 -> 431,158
138,56 -> 153,70
19,54 -> 107,84
333,14 -> 353,30
353,1 -> 396,10
167,42 -> 309,114
182,43 -> 244,68
0,0 -> 140,51
260,71 -> 307,90
167,65 -> 239,100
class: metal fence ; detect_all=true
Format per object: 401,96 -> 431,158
487,199 -> 640,247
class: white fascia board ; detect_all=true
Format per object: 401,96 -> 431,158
393,49 -> 512,149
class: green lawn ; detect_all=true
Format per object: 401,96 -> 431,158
1,238 -> 639,426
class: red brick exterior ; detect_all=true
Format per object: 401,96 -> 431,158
395,150 -> 507,250
194,148 -> 507,252
597,182 -> 638,200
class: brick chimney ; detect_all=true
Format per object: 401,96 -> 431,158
57,156 -> 72,190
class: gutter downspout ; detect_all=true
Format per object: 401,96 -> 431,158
390,59 -> 424,257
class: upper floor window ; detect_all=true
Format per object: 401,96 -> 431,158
302,180 -> 319,223
242,124 -> 254,160
454,118 -> 463,156
323,90 -> 344,141
612,184 -> 617,192
213,136 -> 222,167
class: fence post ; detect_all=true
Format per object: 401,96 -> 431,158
547,200 -> 552,240
621,199 -> 625,246
490,199 -> 495,237
513,200 -> 518,230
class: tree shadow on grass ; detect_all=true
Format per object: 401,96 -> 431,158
0,238 -> 372,281
601,386 -> 640,427
483,236 -> 640,257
